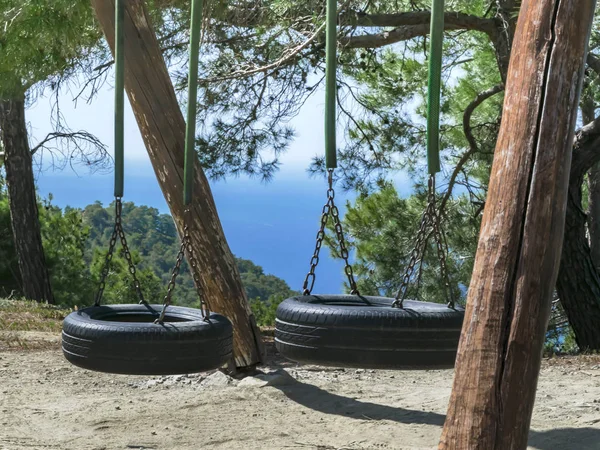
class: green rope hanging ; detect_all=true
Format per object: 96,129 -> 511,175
426,0 -> 445,175
114,0 -> 124,197
324,0 -> 337,169
183,0 -> 204,206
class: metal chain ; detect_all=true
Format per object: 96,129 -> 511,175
186,229 -> 209,315
431,209 -> 455,308
94,198 -> 146,306
393,202 -> 433,307
114,200 -> 146,305
302,169 -> 359,296
157,210 -> 209,323
393,174 -> 454,308
94,221 -> 119,307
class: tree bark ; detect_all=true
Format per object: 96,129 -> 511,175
440,0 -> 595,448
0,98 -> 54,304
90,0 -> 263,368
584,95 -> 600,270
554,91 -> 600,351
588,164 -> 600,268
556,168 -> 600,350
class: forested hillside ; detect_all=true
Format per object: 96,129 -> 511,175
0,186 -> 295,314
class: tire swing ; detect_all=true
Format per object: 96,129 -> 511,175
275,0 -> 465,370
62,0 -> 233,375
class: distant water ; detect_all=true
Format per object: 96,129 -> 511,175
35,171 -> 380,294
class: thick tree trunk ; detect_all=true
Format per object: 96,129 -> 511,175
556,175 -> 600,350
90,0 -> 263,368
0,98 -> 54,304
440,1 -> 594,449
555,94 -> 600,351
584,93 -> 600,270
588,164 -> 600,268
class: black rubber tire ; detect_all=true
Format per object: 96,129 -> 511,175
62,304 -> 233,375
275,295 -> 464,370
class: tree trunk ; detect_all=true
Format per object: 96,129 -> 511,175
0,98 -> 54,304
440,0 -> 595,449
584,93 -> 600,270
90,0 -> 263,368
588,164 -> 600,269
556,174 -> 600,350
555,94 -> 600,351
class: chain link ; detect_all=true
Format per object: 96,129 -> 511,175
114,200 -> 146,305
302,169 -> 359,296
94,198 -> 147,306
431,211 -> 455,308
157,210 -> 209,323
393,174 -> 455,309
94,221 -> 119,307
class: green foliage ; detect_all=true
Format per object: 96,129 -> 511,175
249,293 -> 287,327
329,181 -> 478,303
89,247 -> 163,305
39,200 -> 93,307
81,201 -> 296,308
0,0 -> 103,97
0,188 -> 295,309
545,326 -> 580,356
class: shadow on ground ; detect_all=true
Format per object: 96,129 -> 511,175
272,378 -> 600,449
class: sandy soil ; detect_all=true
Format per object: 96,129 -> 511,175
1,332 -> 599,450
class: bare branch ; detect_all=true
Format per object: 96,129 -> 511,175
341,12 -> 497,49
30,130 -> 110,174
439,83 -> 505,212
199,22 -> 326,83
343,11 -> 497,35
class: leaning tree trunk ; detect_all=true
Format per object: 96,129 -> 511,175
0,98 -> 54,304
440,0 -> 595,449
90,0 -> 263,368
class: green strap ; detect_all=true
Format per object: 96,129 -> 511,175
184,0 -> 203,206
324,0 -> 337,169
114,0 -> 124,197
426,0 -> 444,175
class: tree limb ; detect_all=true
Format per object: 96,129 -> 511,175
439,83 -> 505,212
341,12 -> 498,49
343,10 -> 498,36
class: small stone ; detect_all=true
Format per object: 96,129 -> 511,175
115,406 -> 121,410
237,376 -> 268,388
355,369 -> 365,374
201,371 -> 234,388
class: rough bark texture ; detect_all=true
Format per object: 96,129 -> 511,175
0,98 -> 54,304
90,0 -> 263,368
555,93 -> 600,351
556,170 -> 600,351
587,164 -> 600,269
584,94 -> 600,270
440,0 -> 595,448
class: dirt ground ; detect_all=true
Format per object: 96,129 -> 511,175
1,331 -> 600,450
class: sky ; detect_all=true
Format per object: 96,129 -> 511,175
26,80 -> 413,294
